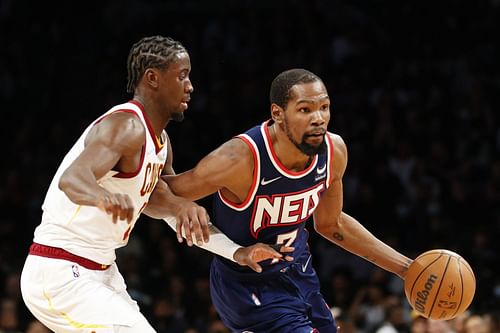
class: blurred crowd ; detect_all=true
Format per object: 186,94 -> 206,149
1,0 -> 499,332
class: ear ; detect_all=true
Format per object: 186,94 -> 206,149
271,104 -> 283,123
143,68 -> 160,89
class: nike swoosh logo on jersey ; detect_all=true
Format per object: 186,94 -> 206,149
302,254 -> 312,272
316,164 -> 327,174
260,176 -> 281,186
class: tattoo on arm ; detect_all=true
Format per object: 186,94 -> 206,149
332,232 -> 344,241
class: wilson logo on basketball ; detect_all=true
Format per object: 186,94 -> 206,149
415,274 -> 438,313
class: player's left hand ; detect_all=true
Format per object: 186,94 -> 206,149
234,243 -> 294,273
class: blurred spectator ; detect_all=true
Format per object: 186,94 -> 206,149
464,314 -> 490,333
427,318 -> 455,333
374,303 -> 409,333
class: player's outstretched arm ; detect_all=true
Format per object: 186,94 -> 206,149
313,134 -> 412,279
164,216 -> 293,272
144,134 -> 210,246
59,112 -> 143,223
149,137 -> 255,246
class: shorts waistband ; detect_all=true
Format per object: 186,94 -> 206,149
29,243 -> 110,270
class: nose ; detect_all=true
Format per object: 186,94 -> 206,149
311,110 -> 325,125
186,79 -> 194,93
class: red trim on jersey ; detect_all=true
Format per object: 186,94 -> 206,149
91,108 -> 147,179
94,109 -> 137,124
29,243 -> 110,270
113,144 -> 146,178
129,99 -> 163,154
326,133 -> 335,187
218,135 -> 259,209
263,121 -> 318,176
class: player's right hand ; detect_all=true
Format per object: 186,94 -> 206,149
96,192 -> 135,224
174,199 -> 210,247
234,243 -> 294,273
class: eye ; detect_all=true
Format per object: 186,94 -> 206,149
299,107 -> 310,113
321,104 -> 330,111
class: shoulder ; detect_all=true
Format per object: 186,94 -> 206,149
211,137 -> 254,164
86,111 -> 146,149
327,132 -> 348,177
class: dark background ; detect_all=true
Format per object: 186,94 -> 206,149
1,1 -> 499,332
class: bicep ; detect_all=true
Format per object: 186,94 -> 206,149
314,177 -> 343,227
162,134 -> 175,176
165,138 -> 252,201
313,134 -> 348,227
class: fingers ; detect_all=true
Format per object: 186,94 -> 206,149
181,216 -> 194,247
97,193 -> 135,224
279,245 -> 295,254
190,214 -> 204,246
175,217 -> 184,244
176,204 -> 210,247
247,261 -> 263,273
234,243 -> 296,273
202,211 -> 210,243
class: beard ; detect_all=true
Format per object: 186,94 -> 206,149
171,111 -> 184,122
285,126 -> 327,156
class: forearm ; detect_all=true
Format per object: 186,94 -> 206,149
143,179 -> 187,218
317,212 -> 412,278
163,216 -> 241,261
59,167 -> 108,206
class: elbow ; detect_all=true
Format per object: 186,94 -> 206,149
314,214 -> 341,236
313,219 -> 330,236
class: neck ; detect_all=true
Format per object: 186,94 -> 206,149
133,95 -> 170,137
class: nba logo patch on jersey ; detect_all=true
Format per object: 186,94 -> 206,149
72,265 -> 80,278
251,293 -> 261,306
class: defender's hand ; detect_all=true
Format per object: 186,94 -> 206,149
234,243 -> 294,273
96,192 -> 135,224
174,199 -> 210,246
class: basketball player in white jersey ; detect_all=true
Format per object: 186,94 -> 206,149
19,36 -> 211,333
21,34 -> 299,332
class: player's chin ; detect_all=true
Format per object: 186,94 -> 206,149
171,110 -> 185,122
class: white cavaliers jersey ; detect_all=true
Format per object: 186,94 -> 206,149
34,101 -> 167,264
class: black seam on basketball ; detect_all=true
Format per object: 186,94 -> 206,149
460,258 -> 476,284
409,252 -> 443,302
451,257 -> 465,318
428,255 -> 451,317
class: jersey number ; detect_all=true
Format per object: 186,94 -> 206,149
272,229 -> 298,263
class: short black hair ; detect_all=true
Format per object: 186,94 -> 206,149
126,35 -> 187,93
269,68 -> 322,108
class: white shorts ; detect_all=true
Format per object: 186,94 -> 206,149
20,255 -> 155,333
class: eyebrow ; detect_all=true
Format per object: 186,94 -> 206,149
295,95 -> 330,104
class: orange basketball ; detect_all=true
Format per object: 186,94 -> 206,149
404,249 -> 476,320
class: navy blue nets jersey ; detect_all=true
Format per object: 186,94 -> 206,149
213,120 -> 335,273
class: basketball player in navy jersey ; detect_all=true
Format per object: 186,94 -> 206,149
149,68 -> 413,333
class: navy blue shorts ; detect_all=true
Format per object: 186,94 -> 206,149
210,252 -> 337,333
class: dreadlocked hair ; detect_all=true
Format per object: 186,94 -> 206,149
126,35 -> 187,93
269,68 -> 321,108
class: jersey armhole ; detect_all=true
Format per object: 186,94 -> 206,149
217,134 -> 261,211
326,133 -> 335,188
93,109 -> 147,179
